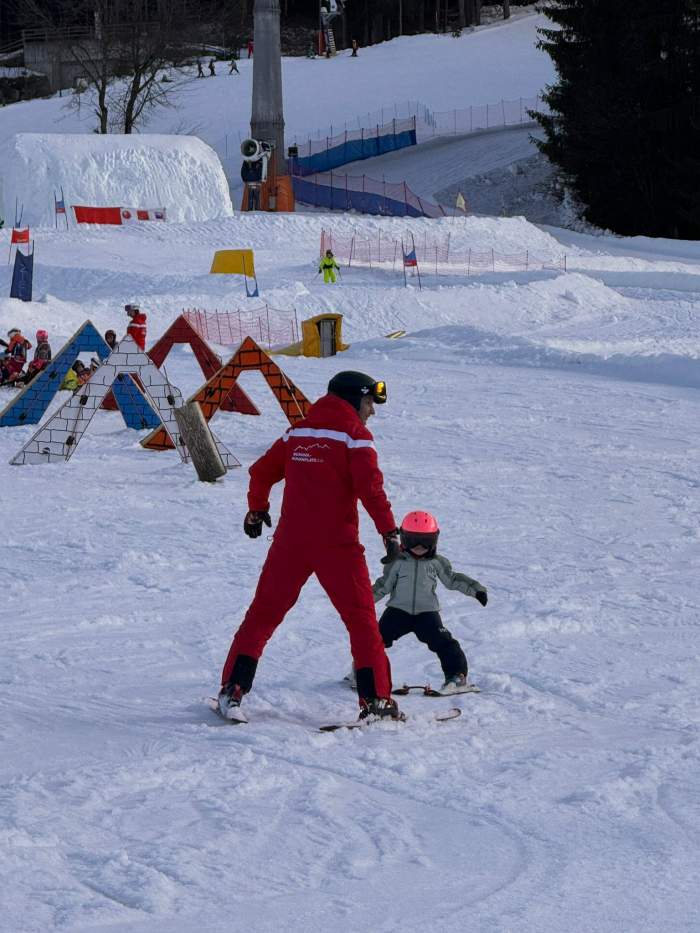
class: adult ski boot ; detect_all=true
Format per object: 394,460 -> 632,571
217,684 -> 248,723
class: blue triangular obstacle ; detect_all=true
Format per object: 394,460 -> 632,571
0,320 -> 160,430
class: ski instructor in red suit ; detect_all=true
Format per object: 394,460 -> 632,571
218,371 -> 403,724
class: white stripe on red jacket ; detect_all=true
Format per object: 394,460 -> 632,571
248,393 -> 396,546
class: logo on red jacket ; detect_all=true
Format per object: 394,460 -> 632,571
291,442 -> 329,464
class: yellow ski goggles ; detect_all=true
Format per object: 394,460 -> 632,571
372,380 -> 387,403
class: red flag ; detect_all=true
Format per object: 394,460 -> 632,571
72,206 -> 123,225
11,228 -> 30,244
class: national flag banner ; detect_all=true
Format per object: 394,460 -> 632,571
72,206 -> 167,225
72,206 -> 123,225
11,227 -> 30,244
124,208 -> 167,222
455,191 -> 467,213
403,248 -> 418,268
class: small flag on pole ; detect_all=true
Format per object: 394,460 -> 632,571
402,247 -> 417,268
55,195 -> 66,215
11,227 -> 30,245
455,191 -> 467,213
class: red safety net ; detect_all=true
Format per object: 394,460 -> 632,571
320,229 -> 567,275
183,306 -> 300,350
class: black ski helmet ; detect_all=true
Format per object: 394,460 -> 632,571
327,371 -> 387,411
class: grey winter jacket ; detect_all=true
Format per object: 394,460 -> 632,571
372,552 -> 486,615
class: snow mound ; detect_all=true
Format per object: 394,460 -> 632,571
0,133 -> 233,227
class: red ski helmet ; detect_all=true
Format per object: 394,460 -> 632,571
36,329 -> 48,342
400,511 -> 439,558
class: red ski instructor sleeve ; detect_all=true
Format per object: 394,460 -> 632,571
248,437 -> 287,511
349,443 -> 396,535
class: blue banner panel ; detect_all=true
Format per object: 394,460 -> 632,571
10,250 -> 33,302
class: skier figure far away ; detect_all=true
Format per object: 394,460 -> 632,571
218,371 -> 404,725
318,249 -> 340,283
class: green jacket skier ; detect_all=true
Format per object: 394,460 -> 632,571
319,249 -> 340,284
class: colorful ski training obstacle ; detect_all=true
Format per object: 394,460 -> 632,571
10,337 -> 240,469
141,336 -> 310,452
0,320 -> 159,430
101,314 -> 259,416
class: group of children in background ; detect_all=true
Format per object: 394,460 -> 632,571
0,304 -> 147,390
0,328 -> 52,387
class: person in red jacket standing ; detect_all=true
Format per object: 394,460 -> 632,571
0,327 -> 31,385
125,304 -> 147,350
218,370 -> 403,724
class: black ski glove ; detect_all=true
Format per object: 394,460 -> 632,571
244,510 -> 272,539
474,589 -> 488,607
381,529 -> 401,565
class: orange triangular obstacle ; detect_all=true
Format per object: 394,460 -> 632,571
102,315 -> 259,415
142,336 -> 310,451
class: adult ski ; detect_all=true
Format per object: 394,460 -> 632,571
319,707 -> 461,732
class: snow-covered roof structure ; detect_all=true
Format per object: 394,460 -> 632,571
0,132 -> 233,227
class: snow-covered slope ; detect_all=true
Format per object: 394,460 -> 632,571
0,12 -> 553,157
0,133 -> 232,226
1,209 -> 699,931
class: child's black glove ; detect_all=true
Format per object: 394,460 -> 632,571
381,529 -> 401,565
474,589 -> 488,607
244,510 -> 272,538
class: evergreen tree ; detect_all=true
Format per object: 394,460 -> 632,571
534,1 -> 700,238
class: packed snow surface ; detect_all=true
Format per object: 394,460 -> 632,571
2,13 -> 700,932
2,207 -> 700,932
0,133 -> 233,227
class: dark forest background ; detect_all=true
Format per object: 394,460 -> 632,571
1,1 -> 531,52
534,0 -> 700,238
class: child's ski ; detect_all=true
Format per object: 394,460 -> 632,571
392,683 -> 481,697
319,707 -> 461,732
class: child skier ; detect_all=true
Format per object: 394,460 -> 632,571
349,511 -> 488,694
318,249 -> 340,284
0,328 -> 31,385
17,329 -> 52,385
125,304 -> 147,349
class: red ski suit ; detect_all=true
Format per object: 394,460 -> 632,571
221,393 -> 397,701
126,311 -> 147,349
